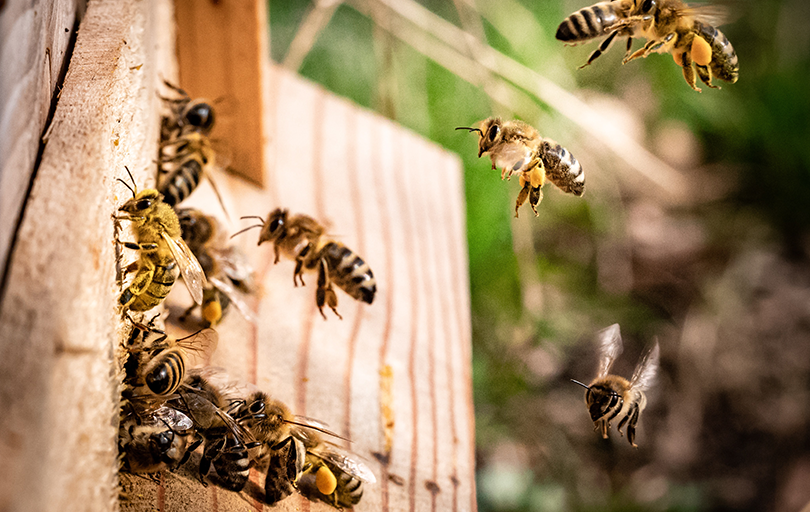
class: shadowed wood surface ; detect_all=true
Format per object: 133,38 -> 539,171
120,65 -> 476,512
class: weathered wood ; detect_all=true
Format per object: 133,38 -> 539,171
119,66 -> 476,512
0,0 -> 82,292
0,0 -> 173,510
173,0 -> 269,186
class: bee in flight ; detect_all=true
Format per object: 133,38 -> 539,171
457,118 -> 584,217
159,79 -> 215,142
556,0 -> 739,91
176,208 -> 256,326
571,323 -> 660,447
232,208 -> 376,319
123,315 -> 218,398
115,167 -> 205,312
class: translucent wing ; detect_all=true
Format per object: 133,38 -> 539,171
309,442 -> 377,484
289,416 -> 346,444
210,276 -> 257,324
596,323 -> 623,378
175,328 -> 218,367
630,341 -> 660,392
152,405 -> 195,432
684,4 -> 733,27
162,232 -> 206,305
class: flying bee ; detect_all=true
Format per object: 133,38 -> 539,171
297,442 -> 377,509
119,402 -> 202,474
556,0 -> 738,91
571,324 -> 660,447
176,208 -> 256,326
159,79 -> 215,141
233,208 -> 376,319
170,375 -> 261,491
123,315 -> 218,398
115,168 -> 206,312
456,118 -> 584,217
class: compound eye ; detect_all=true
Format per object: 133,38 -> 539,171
135,199 -> 152,211
487,124 -> 500,142
249,400 -> 265,415
186,103 -> 214,131
641,0 -> 655,13
269,217 -> 283,233
154,431 -> 174,451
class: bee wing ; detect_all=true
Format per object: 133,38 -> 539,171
596,324 -> 623,378
210,276 -> 257,324
630,341 -> 660,392
175,328 -> 219,367
308,442 -> 377,484
153,405 -> 195,432
162,232 -> 206,305
684,4 -> 735,27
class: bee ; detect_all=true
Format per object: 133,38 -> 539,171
123,315 -> 218,398
159,79 -> 215,142
119,402 -> 202,474
556,0 -> 738,91
171,375 -> 261,491
571,324 -> 660,447
176,208 -> 256,326
233,208 -> 376,319
297,443 -> 377,509
115,168 -> 205,312
456,118 -> 584,217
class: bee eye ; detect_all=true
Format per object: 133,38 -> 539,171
185,103 -> 214,131
249,400 -> 265,415
641,0 -> 655,12
487,124 -> 500,142
153,431 -> 174,451
136,199 -> 152,210
269,218 -> 283,233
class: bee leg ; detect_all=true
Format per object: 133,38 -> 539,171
515,179 -> 531,218
293,258 -> 306,287
199,438 -> 225,486
316,258 -> 341,320
273,244 -> 281,264
626,404 -> 641,447
679,49 -> 701,92
623,36 -> 634,61
624,32 -> 674,63
123,261 -> 140,275
178,434 -> 204,467
616,412 -> 630,437
579,30 -> 618,69
120,267 -> 155,308
529,186 -> 543,217
695,63 -> 719,89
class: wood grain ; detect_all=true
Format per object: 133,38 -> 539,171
120,66 -> 477,512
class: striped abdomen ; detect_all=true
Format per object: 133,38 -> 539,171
695,21 -> 739,83
556,2 -> 620,42
122,258 -> 179,312
159,158 -> 203,207
321,242 -> 376,304
540,140 -> 585,196
209,437 -> 251,492
142,348 -> 186,396
334,468 -> 364,507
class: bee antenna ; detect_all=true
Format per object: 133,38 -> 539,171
230,224 -> 264,239
455,126 -> 483,136
570,379 -> 591,390
117,167 -> 137,198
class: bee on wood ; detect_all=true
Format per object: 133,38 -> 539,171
233,208 -> 376,319
296,443 -> 377,509
457,118 -> 584,217
176,208 -> 256,326
115,168 -> 205,312
556,0 -> 738,91
572,324 -> 660,447
119,402 -> 202,474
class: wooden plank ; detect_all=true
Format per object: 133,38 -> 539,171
120,66 -> 476,512
173,0 -> 269,186
0,0 -> 173,510
0,0 -> 82,293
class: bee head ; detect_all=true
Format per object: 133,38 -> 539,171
119,189 -> 162,216
258,208 -> 289,245
637,0 -> 656,14
456,118 -> 502,157
183,101 -> 215,134
177,208 -> 215,248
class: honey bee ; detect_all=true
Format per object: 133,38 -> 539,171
171,375 -> 260,491
176,208 -> 256,326
119,402 -> 202,474
297,443 -> 376,509
571,324 -> 660,447
159,79 -> 215,141
123,316 -> 218,398
233,208 -> 376,319
115,168 -> 206,311
556,0 -> 738,91
456,118 -> 584,217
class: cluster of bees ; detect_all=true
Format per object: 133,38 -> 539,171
114,81 -> 376,507
112,0 -> 739,504
457,0 -> 735,443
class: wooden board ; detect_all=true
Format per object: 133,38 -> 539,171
173,0 -> 269,187
119,66 -> 477,512
0,0 -> 174,510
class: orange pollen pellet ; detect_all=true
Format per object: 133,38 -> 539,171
691,37 -> 713,66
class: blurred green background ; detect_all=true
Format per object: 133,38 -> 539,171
268,1 -> 810,510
